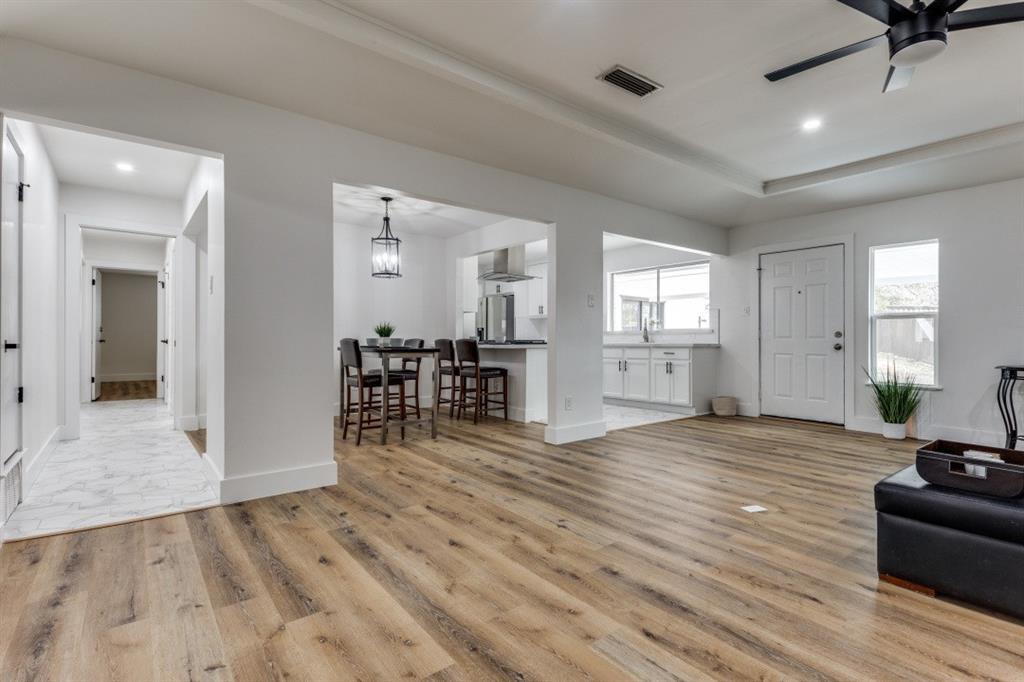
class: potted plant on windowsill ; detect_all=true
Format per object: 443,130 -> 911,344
373,321 -> 397,347
865,365 -> 923,440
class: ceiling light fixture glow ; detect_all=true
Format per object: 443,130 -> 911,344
115,161 -> 136,173
801,118 -> 822,132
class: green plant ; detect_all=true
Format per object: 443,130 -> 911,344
374,321 -> 395,338
864,364 -> 922,425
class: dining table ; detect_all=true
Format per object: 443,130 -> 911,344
361,344 -> 441,444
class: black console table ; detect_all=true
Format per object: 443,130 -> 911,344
996,365 -> 1023,449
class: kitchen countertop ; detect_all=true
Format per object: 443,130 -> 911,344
479,343 -> 548,349
603,342 -> 720,348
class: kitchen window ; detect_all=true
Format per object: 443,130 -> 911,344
609,262 -> 710,332
869,240 -> 938,386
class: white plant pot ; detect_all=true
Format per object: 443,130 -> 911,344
881,422 -> 907,440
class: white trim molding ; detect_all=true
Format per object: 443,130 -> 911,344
544,419 -> 607,444
218,460 -> 338,505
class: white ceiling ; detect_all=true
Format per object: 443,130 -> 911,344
36,123 -> 200,199
3,1 -> 1021,227
333,183 -> 514,238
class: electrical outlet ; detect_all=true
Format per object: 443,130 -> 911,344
564,396 -> 573,411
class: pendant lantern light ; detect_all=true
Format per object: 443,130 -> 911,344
371,196 -> 401,278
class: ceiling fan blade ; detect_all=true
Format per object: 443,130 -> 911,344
949,2 -> 1024,29
883,65 -> 914,92
927,0 -> 970,14
835,0 -> 914,25
765,34 -> 887,81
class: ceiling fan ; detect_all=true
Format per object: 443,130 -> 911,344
765,0 -> 1024,92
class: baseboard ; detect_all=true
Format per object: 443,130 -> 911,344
198,413 -> 207,429
176,414 -> 200,431
100,373 -> 157,382
544,420 -> 607,444
200,452 -> 223,490
603,398 -> 697,415
24,427 -> 61,494
737,401 -> 759,417
218,460 -> 338,504
846,416 -> 1010,447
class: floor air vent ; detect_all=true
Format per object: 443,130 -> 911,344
599,65 -> 662,98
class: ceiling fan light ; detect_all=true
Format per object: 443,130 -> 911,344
890,37 -> 947,67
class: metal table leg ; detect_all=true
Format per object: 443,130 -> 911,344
381,354 -> 389,445
431,356 -> 439,439
997,367 -> 1020,449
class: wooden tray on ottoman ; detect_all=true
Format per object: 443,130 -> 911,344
916,440 -> 1024,498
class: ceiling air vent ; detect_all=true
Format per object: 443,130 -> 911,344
599,65 -> 662,98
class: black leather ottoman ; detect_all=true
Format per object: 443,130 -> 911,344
875,465 -> 1024,620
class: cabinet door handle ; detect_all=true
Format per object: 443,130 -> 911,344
618,360 -> 622,372
624,360 -> 628,371
669,362 -> 673,375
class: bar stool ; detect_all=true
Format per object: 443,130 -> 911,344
435,339 -> 461,418
455,338 -> 508,424
371,338 -> 424,419
339,338 -> 406,446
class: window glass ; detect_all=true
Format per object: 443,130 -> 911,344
871,241 -> 938,385
609,262 -> 709,331
873,242 -> 938,314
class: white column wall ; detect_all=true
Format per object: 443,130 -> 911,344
1,40 -> 726,502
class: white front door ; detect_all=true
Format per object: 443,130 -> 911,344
91,268 -> 103,400
1,127 -> 23,464
760,245 -> 845,423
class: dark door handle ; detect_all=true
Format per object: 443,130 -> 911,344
3,341 -> 17,351
98,339 -> 106,343
833,343 -> 843,351
160,339 -> 169,344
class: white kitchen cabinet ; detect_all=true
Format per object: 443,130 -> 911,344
624,358 -> 650,401
603,357 -> 623,397
603,344 -> 718,414
526,262 -> 547,316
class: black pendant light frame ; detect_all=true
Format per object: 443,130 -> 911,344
371,196 -> 402,279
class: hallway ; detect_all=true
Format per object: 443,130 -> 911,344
2,400 -> 218,541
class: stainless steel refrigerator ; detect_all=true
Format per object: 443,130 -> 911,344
478,293 -> 515,342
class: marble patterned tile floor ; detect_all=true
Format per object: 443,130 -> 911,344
603,403 -> 687,431
3,399 -> 218,541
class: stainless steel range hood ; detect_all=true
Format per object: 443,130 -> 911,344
478,245 -> 537,282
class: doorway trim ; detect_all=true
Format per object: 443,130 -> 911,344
0,119 -> 26,489
752,234 -> 856,427
62,214 -> 178,440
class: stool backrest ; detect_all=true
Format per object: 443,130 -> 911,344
456,338 -> 480,366
435,339 -> 456,366
402,338 -> 424,370
339,338 -> 362,372
404,338 -> 424,348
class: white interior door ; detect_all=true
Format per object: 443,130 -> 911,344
760,245 -> 845,423
157,275 -> 166,399
1,127 -> 24,464
91,268 -> 103,400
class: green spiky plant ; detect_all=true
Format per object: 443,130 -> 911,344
374,321 -> 395,338
864,364 -> 923,425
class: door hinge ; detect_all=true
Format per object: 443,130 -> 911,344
159,280 -> 165,289
92,278 -> 96,286
17,182 -> 30,202
160,375 -> 165,382
17,386 -> 23,403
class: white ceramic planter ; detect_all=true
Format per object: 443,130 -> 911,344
881,422 -> 907,440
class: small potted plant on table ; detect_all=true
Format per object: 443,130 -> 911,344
373,321 -> 399,347
865,364 -> 923,440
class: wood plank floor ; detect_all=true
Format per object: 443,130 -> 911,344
96,380 -> 157,401
2,415 -> 1022,681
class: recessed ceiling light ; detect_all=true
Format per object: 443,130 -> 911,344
115,161 -> 135,173
801,118 -> 823,132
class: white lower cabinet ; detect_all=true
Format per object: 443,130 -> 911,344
603,345 -> 717,412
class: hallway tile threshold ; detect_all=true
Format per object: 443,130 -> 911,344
3,400 -> 219,542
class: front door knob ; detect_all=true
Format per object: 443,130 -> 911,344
833,343 -> 843,351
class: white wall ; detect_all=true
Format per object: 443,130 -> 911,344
81,229 -> 167,269
718,178 -> 1024,446
4,119 -> 62,499
334,222 -> 447,407
2,39 -> 726,502
60,183 -> 179,228
99,272 -> 157,381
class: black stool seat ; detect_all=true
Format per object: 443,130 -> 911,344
345,373 -> 405,388
368,368 -> 418,379
477,366 -> 508,378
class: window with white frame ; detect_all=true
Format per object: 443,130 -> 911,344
870,240 -> 938,386
609,262 -> 710,332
